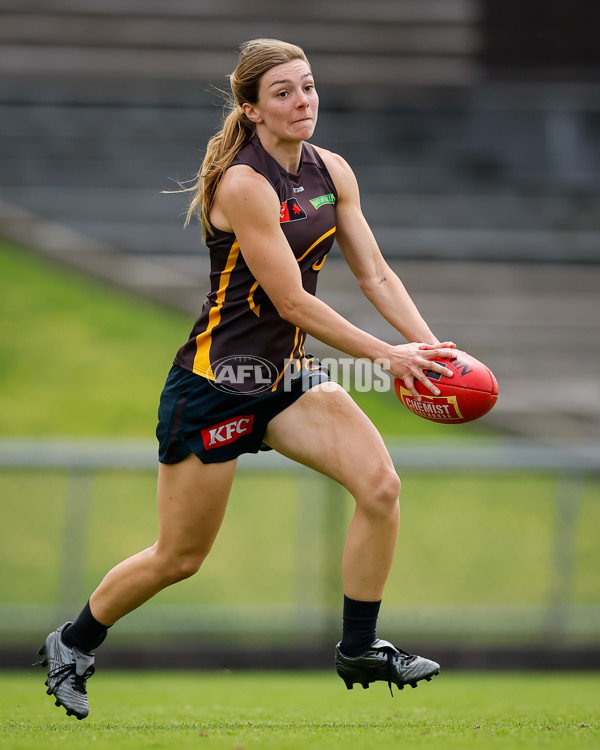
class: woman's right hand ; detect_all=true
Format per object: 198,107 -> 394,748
386,341 -> 457,400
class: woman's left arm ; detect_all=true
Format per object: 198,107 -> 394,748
316,147 -> 446,347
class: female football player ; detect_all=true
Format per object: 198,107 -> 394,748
39,39 -> 455,719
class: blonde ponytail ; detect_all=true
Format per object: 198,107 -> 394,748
179,39 -> 310,240
184,105 -> 254,240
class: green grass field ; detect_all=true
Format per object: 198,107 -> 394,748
2,236 -> 599,743
4,671 -> 599,749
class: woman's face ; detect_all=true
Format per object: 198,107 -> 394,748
244,59 -> 318,143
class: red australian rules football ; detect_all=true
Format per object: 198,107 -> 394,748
394,350 -> 499,424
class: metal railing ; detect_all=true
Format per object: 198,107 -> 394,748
1,438 -> 599,646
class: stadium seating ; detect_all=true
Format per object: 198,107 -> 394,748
1,0 -> 599,438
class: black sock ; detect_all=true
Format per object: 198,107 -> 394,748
340,595 -> 381,657
61,601 -> 110,652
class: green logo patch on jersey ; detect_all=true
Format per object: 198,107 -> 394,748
309,193 -> 336,210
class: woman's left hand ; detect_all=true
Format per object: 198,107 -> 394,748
387,340 -> 457,400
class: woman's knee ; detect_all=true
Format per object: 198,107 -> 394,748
356,463 -> 401,517
154,548 -> 206,585
376,465 -> 402,507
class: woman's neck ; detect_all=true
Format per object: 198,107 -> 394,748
255,130 -> 303,175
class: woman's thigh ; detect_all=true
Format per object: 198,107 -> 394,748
155,452 -> 237,559
263,382 -> 397,498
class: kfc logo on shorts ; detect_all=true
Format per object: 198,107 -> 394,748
201,415 -> 254,450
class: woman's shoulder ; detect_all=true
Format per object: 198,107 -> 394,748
310,144 -> 354,179
219,162 -> 276,199
309,144 -> 357,198
211,163 -> 280,233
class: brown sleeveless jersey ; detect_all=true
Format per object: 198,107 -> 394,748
173,135 -> 338,393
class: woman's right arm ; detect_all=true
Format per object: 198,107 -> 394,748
214,166 -> 455,398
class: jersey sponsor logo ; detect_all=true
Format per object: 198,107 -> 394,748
280,197 -> 307,223
309,193 -> 336,210
201,415 -> 254,450
292,185 -> 304,193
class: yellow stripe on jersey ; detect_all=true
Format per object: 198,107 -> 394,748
247,279 -> 261,317
247,226 -> 334,319
296,226 -> 336,263
193,240 -> 240,379
271,325 -> 300,391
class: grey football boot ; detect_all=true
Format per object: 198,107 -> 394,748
335,639 -> 440,695
37,622 -> 95,719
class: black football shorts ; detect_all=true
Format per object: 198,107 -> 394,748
156,360 -> 331,464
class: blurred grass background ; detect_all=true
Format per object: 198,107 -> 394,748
1,239 -> 599,648
0,239 -> 492,440
3,467 -> 599,612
